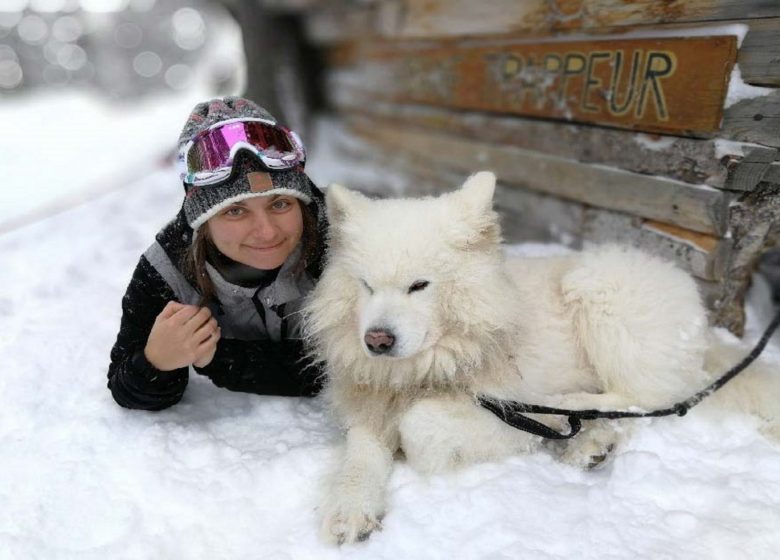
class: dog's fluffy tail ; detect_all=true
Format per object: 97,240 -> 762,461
703,330 -> 780,439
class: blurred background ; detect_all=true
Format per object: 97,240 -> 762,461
0,0 -> 243,99
0,0 -> 330,234
1,0 -> 779,334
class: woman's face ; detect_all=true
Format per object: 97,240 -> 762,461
206,177 -> 304,270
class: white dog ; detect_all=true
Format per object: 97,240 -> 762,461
303,171 -> 780,544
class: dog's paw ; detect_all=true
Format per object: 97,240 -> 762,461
554,420 -> 622,470
559,441 -> 616,470
759,419 -> 780,443
320,498 -> 384,545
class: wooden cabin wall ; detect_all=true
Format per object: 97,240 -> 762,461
262,0 -> 780,335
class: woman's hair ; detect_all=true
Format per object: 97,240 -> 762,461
184,199 -> 320,306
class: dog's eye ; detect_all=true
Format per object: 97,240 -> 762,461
408,280 -> 430,294
360,279 -> 374,294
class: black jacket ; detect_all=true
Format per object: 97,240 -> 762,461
107,206 -> 326,411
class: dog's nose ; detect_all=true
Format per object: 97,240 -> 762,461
364,329 -> 395,355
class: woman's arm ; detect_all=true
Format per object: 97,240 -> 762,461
193,337 -> 323,397
107,256 -> 189,411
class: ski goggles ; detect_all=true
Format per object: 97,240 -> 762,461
177,117 -> 306,186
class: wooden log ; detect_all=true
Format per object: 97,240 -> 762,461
391,0 -> 780,37
763,163 -> 780,184
307,4 -> 780,85
331,125 -> 728,281
724,146 -> 780,191
721,90 -> 780,149
713,183 -> 780,335
347,118 -> 731,235
738,17 -> 780,86
327,98 -> 776,189
304,0 -> 780,39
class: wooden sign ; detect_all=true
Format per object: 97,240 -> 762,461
348,35 -> 737,135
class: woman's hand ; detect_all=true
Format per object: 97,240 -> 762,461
144,301 -> 221,371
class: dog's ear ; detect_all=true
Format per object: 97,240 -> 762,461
458,171 -> 496,212
325,183 -> 369,226
450,171 -> 501,249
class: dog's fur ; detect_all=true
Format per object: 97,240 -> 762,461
303,172 -> 780,544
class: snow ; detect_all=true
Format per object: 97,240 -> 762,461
724,65 -> 774,109
2,95 -> 780,560
0,88 -> 208,233
632,134 -> 677,153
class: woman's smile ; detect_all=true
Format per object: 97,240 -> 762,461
207,194 -> 304,270
243,240 -> 285,252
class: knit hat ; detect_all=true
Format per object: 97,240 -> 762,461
179,97 -> 320,231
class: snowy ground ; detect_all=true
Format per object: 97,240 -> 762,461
2,98 -> 780,560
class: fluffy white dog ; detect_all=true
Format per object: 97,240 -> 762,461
303,171 -> 780,544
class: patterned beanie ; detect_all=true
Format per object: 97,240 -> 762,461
179,97 -> 320,231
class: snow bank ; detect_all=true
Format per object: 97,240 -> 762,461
0,88 -> 207,233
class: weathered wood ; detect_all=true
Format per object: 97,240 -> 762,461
328,60 -> 780,146
738,17 -> 780,86
347,118 -> 731,235
311,9 -> 780,86
724,147 -> 780,191
328,98 -> 775,189
722,90 -> 780,149
713,183 -> 780,335
331,124 -> 728,280
332,35 -> 736,135
391,0 -> 780,37
303,0 -> 780,38
643,220 -> 719,253
763,163 -> 780,184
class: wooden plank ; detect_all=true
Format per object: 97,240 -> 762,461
738,18 -> 780,86
394,0 -> 780,37
313,12 -> 780,87
328,98 -> 773,189
724,147 -> 779,191
763,163 -> 780,184
329,35 -> 737,135
712,182 -> 780,335
722,90 -> 780,148
331,125 -> 727,280
347,119 -> 731,235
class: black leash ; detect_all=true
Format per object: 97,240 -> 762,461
479,307 -> 780,440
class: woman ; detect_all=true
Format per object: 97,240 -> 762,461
107,97 -> 327,410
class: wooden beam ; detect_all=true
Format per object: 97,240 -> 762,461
724,146 -> 780,190
393,0 -> 780,37
722,90 -> 780,149
347,118 -> 732,235
763,163 -> 780,184
331,125 -> 730,281
328,98 -> 777,189
310,10 -> 780,86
